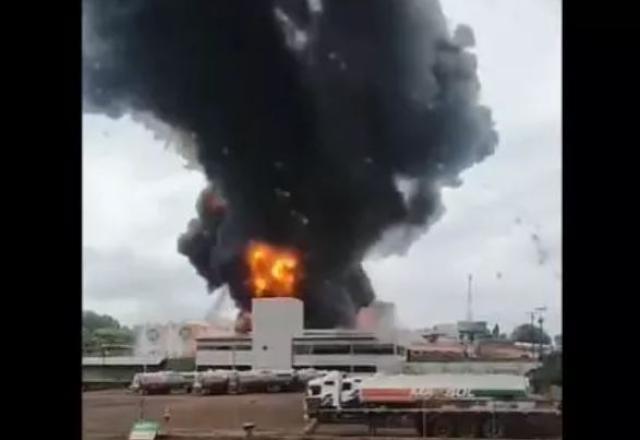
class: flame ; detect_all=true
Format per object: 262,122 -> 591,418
246,241 -> 301,297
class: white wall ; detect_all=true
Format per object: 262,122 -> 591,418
294,354 -> 402,373
196,350 -> 254,368
252,298 -> 303,370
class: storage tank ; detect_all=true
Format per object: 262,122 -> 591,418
130,371 -> 193,395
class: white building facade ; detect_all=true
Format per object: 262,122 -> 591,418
195,298 -> 404,373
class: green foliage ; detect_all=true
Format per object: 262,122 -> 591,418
528,351 -> 562,393
510,323 -> 551,344
82,310 -> 134,355
492,324 -> 500,338
83,310 -> 121,332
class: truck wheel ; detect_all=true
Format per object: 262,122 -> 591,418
414,415 -> 426,437
481,417 -> 505,438
456,416 -> 478,438
432,416 -> 454,438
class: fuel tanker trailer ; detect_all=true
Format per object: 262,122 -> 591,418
129,371 -> 193,395
304,372 -> 561,438
193,370 -> 232,395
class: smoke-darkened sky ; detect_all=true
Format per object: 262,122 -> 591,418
83,0 -> 561,334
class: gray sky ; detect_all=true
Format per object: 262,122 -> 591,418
82,0 -> 561,335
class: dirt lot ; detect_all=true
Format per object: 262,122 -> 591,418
83,390 -> 560,440
83,390 -> 418,439
83,389 -> 307,439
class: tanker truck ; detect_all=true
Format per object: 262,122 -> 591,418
194,368 -> 322,395
130,371 -> 194,395
228,369 -> 301,394
193,370 -> 232,395
304,371 -> 561,438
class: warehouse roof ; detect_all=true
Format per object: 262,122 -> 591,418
82,356 -> 166,366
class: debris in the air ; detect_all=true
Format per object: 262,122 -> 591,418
275,188 -> 291,198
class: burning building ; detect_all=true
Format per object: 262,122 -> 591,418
195,297 -> 405,373
83,0 -> 498,328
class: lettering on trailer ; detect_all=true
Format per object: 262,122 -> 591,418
411,388 -> 473,399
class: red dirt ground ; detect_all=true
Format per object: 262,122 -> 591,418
83,389 -> 306,440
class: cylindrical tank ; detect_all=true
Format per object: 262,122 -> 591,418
194,370 -> 232,395
130,371 -> 192,395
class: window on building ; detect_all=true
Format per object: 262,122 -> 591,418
352,344 -> 395,355
353,365 -> 377,373
200,345 -> 230,350
321,365 -> 351,372
198,344 -> 251,351
294,344 -> 312,354
311,344 -> 351,355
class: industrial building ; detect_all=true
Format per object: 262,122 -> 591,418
82,355 -> 166,389
195,298 -> 405,373
82,298 -> 541,387
423,320 -> 491,342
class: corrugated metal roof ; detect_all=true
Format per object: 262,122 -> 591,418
360,374 -> 528,391
82,356 -> 165,366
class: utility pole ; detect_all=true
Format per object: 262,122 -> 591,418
527,311 -> 536,358
466,274 -> 473,322
534,307 -> 547,360
537,316 -> 545,359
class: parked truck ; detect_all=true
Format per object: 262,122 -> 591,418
193,368 -> 327,395
130,371 -> 194,395
304,372 -> 561,438
193,370 -> 232,395
227,369 -> 310,394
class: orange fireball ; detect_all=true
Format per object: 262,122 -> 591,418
246,241 -> 301,297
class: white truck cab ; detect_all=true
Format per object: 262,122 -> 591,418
306,371 -> 363,410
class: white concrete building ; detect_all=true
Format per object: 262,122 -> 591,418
252,297 -> 303,370
195,298 -> 404,373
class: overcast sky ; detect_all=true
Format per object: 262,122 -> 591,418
82,0 -> 561,335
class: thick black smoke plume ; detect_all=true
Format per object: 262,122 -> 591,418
83,0 -> 497,328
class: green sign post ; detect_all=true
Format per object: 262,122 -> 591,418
129,421 -> 160,440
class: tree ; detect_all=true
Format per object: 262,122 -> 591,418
528,351 -> 562,393
83,310 -> 120,332
93,328 -> 134,346
510,323 -> 551,345
82,310 -> 134,355
492,324 -> 500,339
